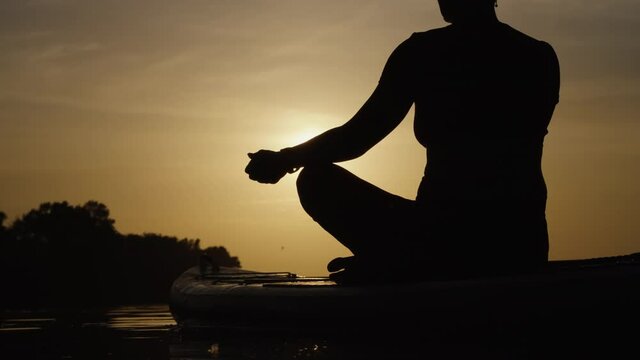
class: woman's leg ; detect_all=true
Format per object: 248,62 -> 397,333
296,163 -> 418,259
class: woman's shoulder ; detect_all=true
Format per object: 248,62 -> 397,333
408,25 -> 453,42
391,26 -> 452,56
500,23 -> 556,51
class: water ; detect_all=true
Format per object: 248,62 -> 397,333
0,304 -> 526,359
1,305 -> 175,359
0,305 -> 375,360
1,304 -> 634,359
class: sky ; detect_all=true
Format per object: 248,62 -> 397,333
1,0 -> 639,276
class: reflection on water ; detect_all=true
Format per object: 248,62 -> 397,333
1,304 -> 176,359
0,304 -> 633,359
1,305 -> 175,334
0,304 -> 508,359
103,305 -> 177,340
0,317 -> 56,332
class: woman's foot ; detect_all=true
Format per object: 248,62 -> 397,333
327,256 -> 355,273
327,256 -> 388,285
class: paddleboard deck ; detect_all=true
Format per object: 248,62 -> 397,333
170,253 -> 640,331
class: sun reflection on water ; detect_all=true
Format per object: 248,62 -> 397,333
106,305 -> 176,332
0,317 -> 56,332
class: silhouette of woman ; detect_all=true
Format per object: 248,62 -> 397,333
246,0 -> 560,284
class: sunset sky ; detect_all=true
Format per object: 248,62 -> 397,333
1,0 -> 639,275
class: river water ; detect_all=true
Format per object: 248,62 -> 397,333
1,305 -> 176,359
0,303 -> 634,359
0,304 -> 530,359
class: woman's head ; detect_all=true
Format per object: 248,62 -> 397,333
437,0 -> 498,24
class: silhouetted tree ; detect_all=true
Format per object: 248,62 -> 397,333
0,211 -> 7,266
0,201 -> 240,308
0,211 -> 6,244
0,211 -> 6,230
203,246 -> 241,268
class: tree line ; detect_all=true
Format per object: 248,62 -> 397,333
0,201 -> 240,308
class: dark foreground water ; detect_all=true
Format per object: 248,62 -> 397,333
1,304 -> 636,359
1,305 -> 176,359
0,304 -> 525,359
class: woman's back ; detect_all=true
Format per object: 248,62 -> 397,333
390,22 -> 561,270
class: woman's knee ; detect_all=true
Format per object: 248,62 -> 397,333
296,163 -> 341,212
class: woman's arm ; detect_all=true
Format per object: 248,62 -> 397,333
246,36 -> 416,184
245,84 -> 413,184
281,83 -> 414,168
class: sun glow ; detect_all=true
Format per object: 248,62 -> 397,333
277,111 -> 339,147
287,127 -> 324,146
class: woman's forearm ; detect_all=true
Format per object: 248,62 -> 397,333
279,125 -> 365,169
279,84 -> 413,169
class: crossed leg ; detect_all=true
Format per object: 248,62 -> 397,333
295,164 -> 551,283
296,164 -> 426,282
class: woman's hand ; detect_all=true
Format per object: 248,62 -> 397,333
245,150 -> 295,184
